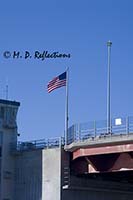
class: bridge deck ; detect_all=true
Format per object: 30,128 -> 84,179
65,133 -> 133,152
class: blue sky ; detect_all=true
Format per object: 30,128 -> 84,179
0,0 -> 133,141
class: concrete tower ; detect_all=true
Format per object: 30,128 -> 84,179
0,99 -> 20,200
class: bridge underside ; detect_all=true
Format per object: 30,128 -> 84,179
71,143 -> 133,174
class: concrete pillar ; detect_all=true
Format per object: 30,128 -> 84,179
42,148 -> 62,200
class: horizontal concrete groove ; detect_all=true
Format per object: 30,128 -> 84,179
64,167 -> 69,169
64,181 -> 69,184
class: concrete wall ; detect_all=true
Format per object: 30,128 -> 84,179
0,100 -> 20,200
14,147 -> 63,200
62,188 -> 133,200
42,148 -> 61,200
14,150 -> 42,200
1,129 -> 17,200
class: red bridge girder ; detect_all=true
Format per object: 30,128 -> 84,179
73,143 -> 133,160
71,142 -> 133,174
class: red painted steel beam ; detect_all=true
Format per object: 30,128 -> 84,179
73,143 -> 133,160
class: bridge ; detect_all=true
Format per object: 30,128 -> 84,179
65,116 -> 133,175
1,99 -> 133,200
14,116 -> 133,174
12,116 -> 133,199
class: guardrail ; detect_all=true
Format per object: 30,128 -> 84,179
67,116 -> 133,145
11,116 -> 133,152
12,137 -> 65,152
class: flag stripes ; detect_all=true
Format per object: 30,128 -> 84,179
47,72 -> 66,93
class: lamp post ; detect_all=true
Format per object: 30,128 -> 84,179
107,41 -> 112,134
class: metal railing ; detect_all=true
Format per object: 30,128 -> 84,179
12,137 -> 64,152
67,116 -> 133,145
11,116 -> 133,152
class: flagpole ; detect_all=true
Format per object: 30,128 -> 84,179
65,68 -> 69,146
107,41 -> 112,134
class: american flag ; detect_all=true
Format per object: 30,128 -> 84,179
47,71 -> 66,93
